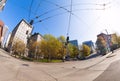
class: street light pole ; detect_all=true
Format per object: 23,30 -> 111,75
105,29 -> 110,52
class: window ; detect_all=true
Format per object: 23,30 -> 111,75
26,30 -> 29,35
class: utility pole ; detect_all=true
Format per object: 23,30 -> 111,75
65,36 -> 70,60
65,0 -> 73,60
105,29 -> 110,52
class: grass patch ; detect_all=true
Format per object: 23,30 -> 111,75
34,59 -> 62,63
50,59 -> 62,63
21,56 -> 33,61
20,56 -> 62,63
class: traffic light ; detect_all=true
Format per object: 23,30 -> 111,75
66,36 -> 69,44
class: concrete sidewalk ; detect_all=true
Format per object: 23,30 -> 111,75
63,52 -> 112,69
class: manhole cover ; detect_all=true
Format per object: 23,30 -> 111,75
72,66 -> 76,68
22,64 -> 29,66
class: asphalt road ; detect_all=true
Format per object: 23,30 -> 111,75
94,59 -> 120,81
0,48 -> 120,81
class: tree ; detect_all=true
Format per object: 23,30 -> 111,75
117,36 -> 120,47
58,36 -> 66,43
71,45 -> 79,58
82,44 -> 90,56
12,39 -> 26,57
57,43 -> 66,60
40,34 -> 62,61
68,44 -> 79,58
28,40 -> 41,59
59,36 -> 80,59
58,36 -> 66,60
96,36 -> 107,55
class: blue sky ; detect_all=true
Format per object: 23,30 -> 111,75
0,0 -> 120,44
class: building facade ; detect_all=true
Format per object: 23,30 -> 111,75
110,33 -> 118,50
111,34 -> 118,44
96,33 -> 112,55
83,40 -> 95,53
69,40 -> 79,48
4,32 -> 11,48
29,32 -> 43,42
1,25 -> 8,47
7,19 -> 33,51
0,20 -> 4,45
0,0 -> 7,11
27,33 -> 43,58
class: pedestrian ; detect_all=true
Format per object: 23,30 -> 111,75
62,56 -> 65,62
111,48 -> 114,53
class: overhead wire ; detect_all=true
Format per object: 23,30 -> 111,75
33,0 -> 113,44
32,0 -> 113,43
67,0 -> 72,36
32,1 -> 107,20
33,0 -> 51,35
10,0 -> 36,16
88,1 -> 113,33
34,0 -> 44,15
10,0 -> 111,25
33,11 -> 68,24
34,6 -> 110,24
34,0 -> 111,27
34,0 -> 108,25
28,0 -> 34,21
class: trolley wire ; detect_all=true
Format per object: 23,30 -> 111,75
28,0 -> 34,21
32,1 -> 107,20
67,0 -> 72,36
10,0 -> 36,15
33,0 -> 112,30
33,11 -> 68,24
34,1 -> 110,25
34,0 -> 44,15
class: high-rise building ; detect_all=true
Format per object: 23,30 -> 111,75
69,40 -> 79,48
7,19 -> 33,51
83,40 -> 95,53
4,32 -> 11,48
1,25 -> 8,47
0,20 -> 4,45
0,0 -> 7,11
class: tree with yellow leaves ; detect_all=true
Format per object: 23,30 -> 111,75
12,39 -> 26,57
82,44 -> 91,56
96,36 -> 107,55
28,40 -> 41,59
40,34 -> 65,61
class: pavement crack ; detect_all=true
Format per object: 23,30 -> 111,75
41,70 -> 58,81
15,66 -> 21,79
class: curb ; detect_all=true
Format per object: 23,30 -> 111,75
85,48 -> 120,69
84,52 -> 112,69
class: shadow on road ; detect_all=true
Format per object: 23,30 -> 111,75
86,53 -> 100,60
